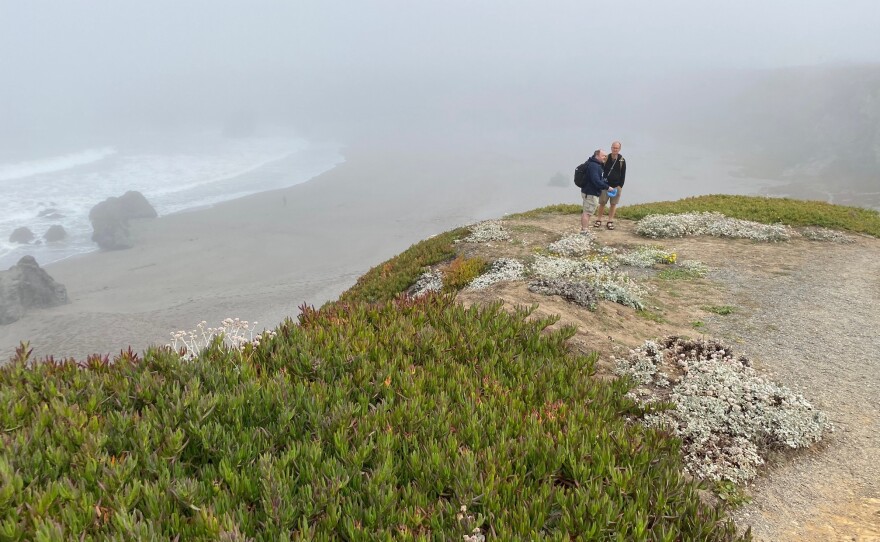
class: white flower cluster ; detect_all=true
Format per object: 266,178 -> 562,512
169,318 -> 276,361
530,254 -> 609,278
799,226 -> 855,243
636,212 -> 794,242
548,233 -> 594,256
462,220 -> 510,243
457,505 -> 485,542
613,340 -> 670,386
594,281 -> 646,310
410,270 -> 444,298
530,255 -> 645,309
615,245 -> 676,268
616,336 -> 831,484
466,258 -> 525,290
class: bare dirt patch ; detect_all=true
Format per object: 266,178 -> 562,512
449,214 -> 880,540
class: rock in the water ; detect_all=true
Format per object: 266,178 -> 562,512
118,191 -> 158,219
0,256 -> 69,325
9,227 -> 35,244
89,190 -> 157,250
44,225 -> 67,242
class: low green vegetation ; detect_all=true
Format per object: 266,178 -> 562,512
507,204 -> 581,219
703,305 -> 736,315
691,320 -> 706,329
334,227 -> 468,305
507,223 -> 546,234
616,195 -> 880,238
0,297 -> 746,540
442,255 -> 488,292
636,309 -> 666,323
714,481 -> 752,508
658,267 -> 705,281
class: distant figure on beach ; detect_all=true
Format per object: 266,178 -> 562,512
580,149 -> 609,235
596,140 -> 626,230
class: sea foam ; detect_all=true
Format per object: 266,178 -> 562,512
0,134 -> 343,269
0,147 -> 117,183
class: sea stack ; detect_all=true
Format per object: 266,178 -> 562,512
89,190 -> 158,250
0,255 -> 69,325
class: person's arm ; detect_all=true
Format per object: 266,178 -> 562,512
589,163 -> 609,190
619,160 -> 626,187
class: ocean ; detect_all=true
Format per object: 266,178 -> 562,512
0,133 -> 343,269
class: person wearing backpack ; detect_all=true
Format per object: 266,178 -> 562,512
578,149 -> 609,234
596,140 -> 626,230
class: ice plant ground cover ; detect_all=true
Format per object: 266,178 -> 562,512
615,336 -> 831,485
335,226 -> 468,305
441,256 -> 488,292
0,296 -> 747,540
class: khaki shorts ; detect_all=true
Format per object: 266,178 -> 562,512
599,186 -> 622,205
582,193 -> 599,214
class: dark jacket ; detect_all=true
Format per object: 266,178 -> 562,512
603,153 -> 626,186
582,156 -> 609,196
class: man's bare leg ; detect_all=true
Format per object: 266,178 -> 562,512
581,212 -> 592,231
596,203 -> 605,224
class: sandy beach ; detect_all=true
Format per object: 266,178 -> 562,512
1,145 -> 568,362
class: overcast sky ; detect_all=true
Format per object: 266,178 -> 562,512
2,1 -> 879,152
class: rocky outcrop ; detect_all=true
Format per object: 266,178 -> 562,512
43,225 -> 67,242
0,256 -> 69,325
89,191 -> 157,250
9,227 -> 35,244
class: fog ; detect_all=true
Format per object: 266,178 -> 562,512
2,1 -> 879,204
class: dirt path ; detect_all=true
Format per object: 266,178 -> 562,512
455,216 -> 880,540
710,237 -> 880,541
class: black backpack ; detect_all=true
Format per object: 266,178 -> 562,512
573,161 -> 589,188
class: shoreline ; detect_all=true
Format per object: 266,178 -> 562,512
0,145 -> 565,362
0,140 -> 344,270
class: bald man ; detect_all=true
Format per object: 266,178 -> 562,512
579,149 -> 609,234
596,141 -> 626,230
